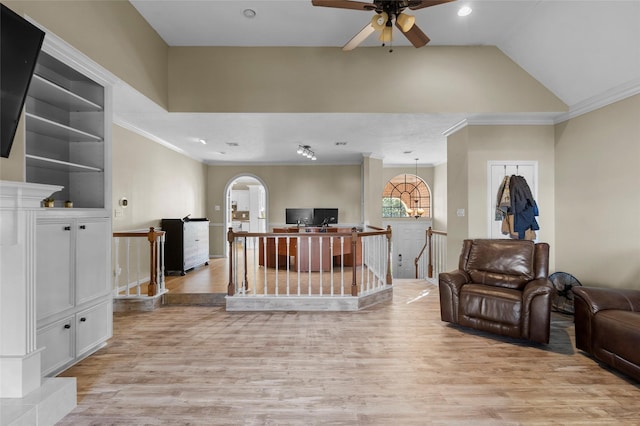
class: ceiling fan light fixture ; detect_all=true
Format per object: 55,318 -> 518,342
396,13 -> 415,32
379,26 -> 393,43
371,12 -> 388,31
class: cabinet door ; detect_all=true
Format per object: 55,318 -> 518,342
37,316 -> 74,376
194,222 -> 209,266
37,221 -> 73,319
76,300 -> 112,357
76,218 -> 110,304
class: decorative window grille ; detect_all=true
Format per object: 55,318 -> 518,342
382,174 -> 431,218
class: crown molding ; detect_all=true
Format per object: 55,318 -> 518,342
442,113 -> 559,137
555,78 -> 640,123
112,115 -> 207,162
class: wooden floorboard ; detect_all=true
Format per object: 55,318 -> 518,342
59,280 -> 640,425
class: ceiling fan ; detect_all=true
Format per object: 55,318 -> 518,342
311,0 -> 456,51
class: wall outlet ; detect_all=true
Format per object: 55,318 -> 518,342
457,208 -> 465,217
115,209 -> 123,217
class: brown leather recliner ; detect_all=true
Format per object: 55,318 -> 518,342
572,287 -> 640,382
439,239 -> 553,344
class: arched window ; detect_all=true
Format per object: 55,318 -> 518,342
382,174 -> 431,218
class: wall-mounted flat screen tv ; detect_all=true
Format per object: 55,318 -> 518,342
1,4 -> 45,158
313,208 -> 338,226
285,208 -> 313,225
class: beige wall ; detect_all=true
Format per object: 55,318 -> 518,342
446,124 -> 556,271
206,164 -> 362,257
4,1 -> 168,108
554,94 -> 640,289
111,125 -> 207,232
432,163 -> 447,231
168,46 -> 567,114
446,127 -> 470,269
0,114 -> 25,181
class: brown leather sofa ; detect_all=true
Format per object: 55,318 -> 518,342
572,287 -> 640,382
439,239 -> 553,344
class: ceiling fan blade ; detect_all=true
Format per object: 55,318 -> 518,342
343,23 -> 376,51
408,0 -> 457,10
396,21 -> 430,47
311,0 -> 375,11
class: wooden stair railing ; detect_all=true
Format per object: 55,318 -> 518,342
414,227 -> 447,279
226,225 -> 392,297
113,227 -> 166,297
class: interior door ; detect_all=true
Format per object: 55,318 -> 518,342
487,161 -> 537,239
384,220 -> 431,279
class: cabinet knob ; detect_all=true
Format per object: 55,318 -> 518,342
64,226 -> 71,231
79,225 -> 86,230
80,317 -> 87,322
64,324 -> 71,329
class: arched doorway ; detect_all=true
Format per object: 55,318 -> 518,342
224,175 -> 267,254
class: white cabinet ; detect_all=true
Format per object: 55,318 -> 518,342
37,316 -> 75,377
36,221 -> 73,318
232,190 -> 250,211
36,217 -> 112,376
76,300 -> 112,357
76,219 -> 110,304
36,299 -> 112,377
28,47 -> 113,377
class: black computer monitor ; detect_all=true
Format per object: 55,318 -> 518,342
285,208 -> 313,226
313,208 -> 338,226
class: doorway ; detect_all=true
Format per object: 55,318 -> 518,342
382,219 -> 432,279
225,175 -> 267,254
487,161 -> 538,239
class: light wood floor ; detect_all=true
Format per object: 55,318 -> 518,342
58,272 -> 640,425
164,257 -> 230,294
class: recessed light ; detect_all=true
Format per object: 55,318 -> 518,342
198,138 -> 207,145
243,9 -> 256,18
458,6 -> 472,17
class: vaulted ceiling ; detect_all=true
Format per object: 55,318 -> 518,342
117,1 -> 640,166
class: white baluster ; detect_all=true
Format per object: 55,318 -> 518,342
114,237 -> 120,296
125,237 -> 131,296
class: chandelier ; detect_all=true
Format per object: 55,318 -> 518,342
406,158 -> 424,219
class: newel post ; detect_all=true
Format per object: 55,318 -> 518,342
227,228 -> 235,296
351,227 -> 358,296
427,227 -> 433,279
386,225 -> 393,285
147,227 -> 158,297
